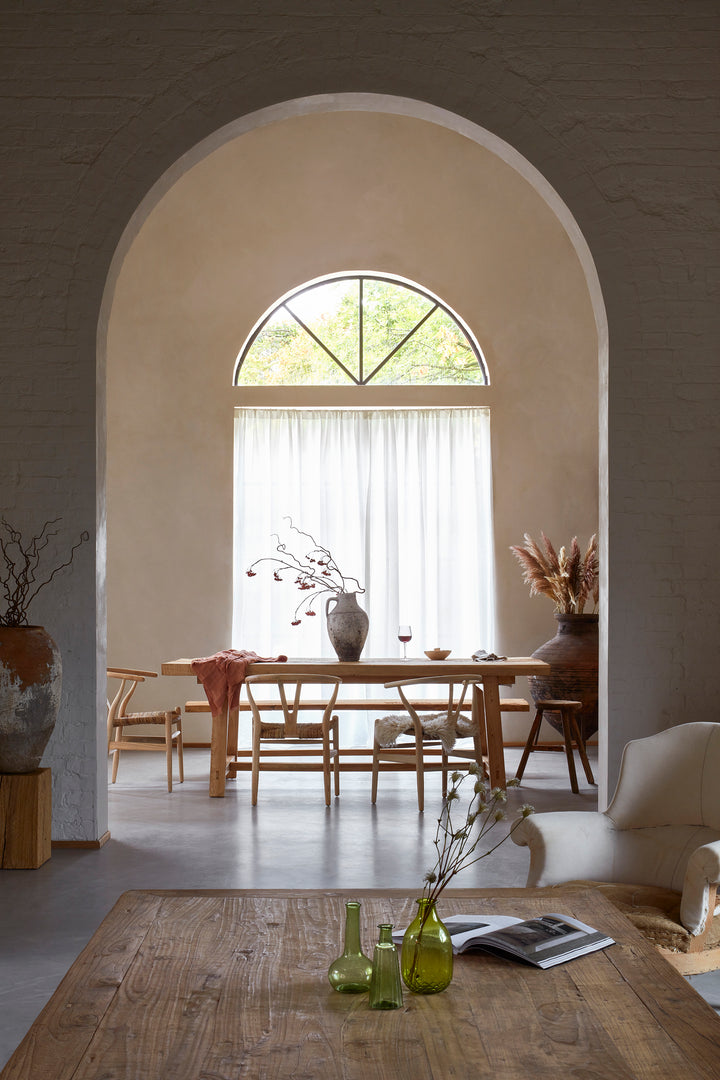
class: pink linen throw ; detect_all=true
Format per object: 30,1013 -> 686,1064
191,649 -> 288,715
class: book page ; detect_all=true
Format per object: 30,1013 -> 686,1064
472,913 -> 614,967
392,914 -> 521,953
392,912 -> 613,964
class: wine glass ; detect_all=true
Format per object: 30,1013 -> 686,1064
398,625 -> 412,660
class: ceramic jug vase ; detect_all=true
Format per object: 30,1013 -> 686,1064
325,592 -> 369,662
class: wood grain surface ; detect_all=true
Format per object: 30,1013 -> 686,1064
0,768 -> 51,868
4,888 -> 719,1079
161,657 -> 547,681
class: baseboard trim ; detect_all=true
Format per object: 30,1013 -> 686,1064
52,831 -> 111,850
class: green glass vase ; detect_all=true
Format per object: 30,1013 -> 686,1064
328,901 -> 373,992
369,924 -> 403,1010
401,898 -> 453,994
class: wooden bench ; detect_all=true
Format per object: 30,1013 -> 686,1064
185,697 -> 531,714
184,697 -> 530,774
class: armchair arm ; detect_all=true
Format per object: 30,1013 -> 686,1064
512,812 -> 618,888
680,840 -> 720,936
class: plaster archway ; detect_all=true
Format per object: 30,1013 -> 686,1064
101,93 -> 608,799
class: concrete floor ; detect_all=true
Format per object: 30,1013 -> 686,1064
1,746 -> 719,1068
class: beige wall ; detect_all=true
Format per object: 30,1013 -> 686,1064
107,109 -> 598,741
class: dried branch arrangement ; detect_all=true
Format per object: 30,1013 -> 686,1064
510,532 -> 599,614
0,519 -> 90,627
246,518 -> 364,626
421,766 -> 533,908
402,766 -> 533,980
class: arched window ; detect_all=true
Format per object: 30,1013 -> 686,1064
234,273 -> 488,387
233,275 -> 495,745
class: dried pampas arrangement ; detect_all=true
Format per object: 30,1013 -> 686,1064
510,532 -> 599,615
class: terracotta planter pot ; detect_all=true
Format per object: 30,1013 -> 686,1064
0,625 -> 62,773
529,613 -> 599,742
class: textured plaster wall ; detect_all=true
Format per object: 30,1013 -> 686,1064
1,2 -> 718,838
106,109 -> 598,748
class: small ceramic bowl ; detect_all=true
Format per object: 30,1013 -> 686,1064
425,648 -> 451,661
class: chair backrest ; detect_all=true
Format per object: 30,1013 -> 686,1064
244,675 -> 341,738
383,676 -> 474,733
106,668 -> 157,744
607,722 -> 720,831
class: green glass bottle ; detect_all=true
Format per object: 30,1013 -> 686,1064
401,898 -> 453,994
369,923 -> 403,1009
328,901 -> 373,992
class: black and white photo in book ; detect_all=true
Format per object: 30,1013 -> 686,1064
394,912 -> 614,969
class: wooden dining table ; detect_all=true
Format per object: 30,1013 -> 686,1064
161,656 -> 550,797
5,887 -> 720,1079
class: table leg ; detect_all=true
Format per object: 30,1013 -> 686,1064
471,685 -> 489,773
227,707 -> 239,758
209,701 -> 229,797
481,676 -> 507,790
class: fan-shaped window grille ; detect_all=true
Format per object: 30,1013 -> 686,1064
234,274 -> 488,386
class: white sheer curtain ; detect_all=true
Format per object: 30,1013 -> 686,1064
233,408 -> 495,744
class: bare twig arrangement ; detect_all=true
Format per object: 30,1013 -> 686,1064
510,532 -> 599,614
0,519 -> 90,627
246,518 -> 364,625
402,767 -> 533,982
421,766 -> 533,909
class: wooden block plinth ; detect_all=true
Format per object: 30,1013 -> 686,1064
0,768 -> 51,869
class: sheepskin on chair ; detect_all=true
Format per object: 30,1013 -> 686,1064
374,711 -> 474,754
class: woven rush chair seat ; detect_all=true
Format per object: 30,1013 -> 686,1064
115,708 -> 182,726
256,721 -> 326,740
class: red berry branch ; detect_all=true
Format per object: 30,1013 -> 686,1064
246,518 -> 364,626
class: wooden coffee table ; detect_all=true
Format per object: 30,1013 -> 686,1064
4,888 -> 720,1079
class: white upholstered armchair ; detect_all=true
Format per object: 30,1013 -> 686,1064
512,721 -> 720,972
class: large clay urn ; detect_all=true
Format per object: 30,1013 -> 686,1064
529,613 -> 599,741
0,625 -> 62,773
325,592 -> 369,662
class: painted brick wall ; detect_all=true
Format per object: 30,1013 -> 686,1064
1,0 -> 718,836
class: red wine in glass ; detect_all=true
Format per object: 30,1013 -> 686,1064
398,625 -> 412,660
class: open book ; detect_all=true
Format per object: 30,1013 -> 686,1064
393,912 -> 614,969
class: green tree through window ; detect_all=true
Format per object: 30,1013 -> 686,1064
234,274 -> 488,386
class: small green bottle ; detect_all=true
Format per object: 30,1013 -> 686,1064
328,901 -> 373,992
369,924 -> 403,1010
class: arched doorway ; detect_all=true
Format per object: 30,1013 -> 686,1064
101,94 -> 606,800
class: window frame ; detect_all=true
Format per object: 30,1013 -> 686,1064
233,271 -> 490,392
